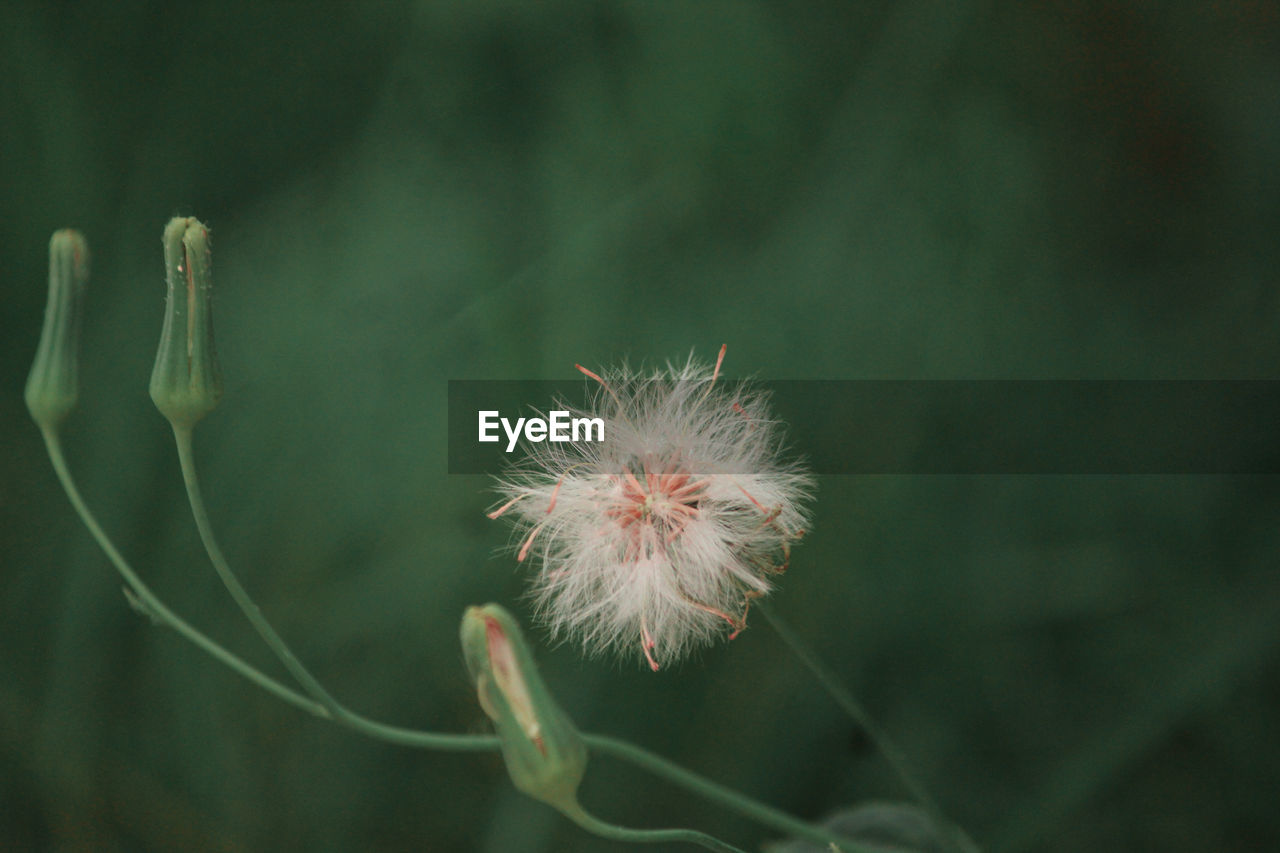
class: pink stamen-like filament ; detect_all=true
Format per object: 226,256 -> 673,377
622,468 -> 647,499
546,472 -> 569,514
645,464 -> 660,496
734,480 -> 768,513
576,362 -> 627,415
487,493 -> 528,520
641,619 -> 659,671
686,598 -> 741,631
667,478 -> 710,499
663,471 -> 690,493
710,343 -> 726,385
517,520 -> 547,562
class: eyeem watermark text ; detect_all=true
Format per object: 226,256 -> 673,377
478,410 -> 605,452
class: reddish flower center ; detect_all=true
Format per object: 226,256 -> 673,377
608,460 -> 708,557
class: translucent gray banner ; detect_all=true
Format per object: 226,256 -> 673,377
448,380 -> 1280,475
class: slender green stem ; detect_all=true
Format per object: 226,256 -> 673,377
170,426 -> 343,714
561,801 -> 746,853
758,600 -> 978,853
42,426 -> 329,717
42,424 -> 497,752
584,734 -> 878,853
170,424 -> 497,752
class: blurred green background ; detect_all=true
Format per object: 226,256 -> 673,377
3,2 -> 1278,850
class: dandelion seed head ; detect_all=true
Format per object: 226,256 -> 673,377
490,348 -> 813,670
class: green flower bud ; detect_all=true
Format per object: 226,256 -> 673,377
460,604 -> 588,811
150,217 -> 222,429
26,229 -> 90,431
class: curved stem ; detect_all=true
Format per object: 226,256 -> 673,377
42,424 -> 497,752
583,734 -> 879,853
40,426 -> 325,717
561,801 -> 746,853
757,600 -> 979,852
170,424 -> 498,752
171,426 -> 345,712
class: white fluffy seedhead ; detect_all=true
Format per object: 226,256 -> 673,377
489,347 -> 813,670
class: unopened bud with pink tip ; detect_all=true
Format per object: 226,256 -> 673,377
150,217 -> 222,430
460,603 -> 587,811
